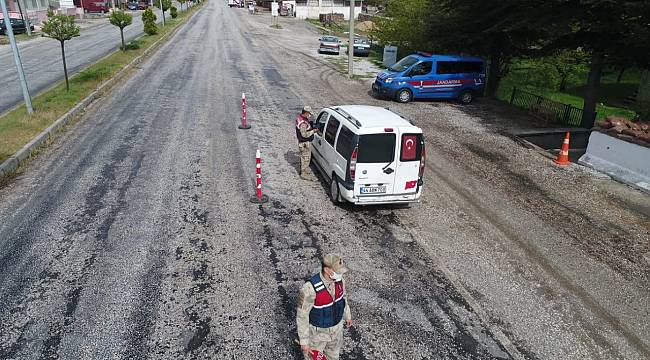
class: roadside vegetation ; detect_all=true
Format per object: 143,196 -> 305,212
368,0 -> 650,125
0,1 -> 204,164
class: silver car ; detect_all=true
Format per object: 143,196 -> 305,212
319,36 -> 341,55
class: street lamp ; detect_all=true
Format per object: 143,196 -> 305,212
1,0 -> 33,113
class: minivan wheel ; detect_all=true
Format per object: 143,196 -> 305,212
329,176 -> 341,204
459,90 -> 474,105
396,89 -> 412,103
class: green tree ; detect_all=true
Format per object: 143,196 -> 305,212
170,6 -> 178,18
544,49 -> 589,91
109,10 -> 133,51
142,8 -> 158,35
41,10 -> 80,92
428,0 -> 552,98
545,0 -> 650,126
370,0 -> 433,56
154,0 -> 172,21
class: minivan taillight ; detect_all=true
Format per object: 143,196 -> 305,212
349,147 -> 358,180
419,144 -> 426,178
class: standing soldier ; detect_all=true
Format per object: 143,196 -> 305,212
296,106 -> 319,181
297,253 -> 353,360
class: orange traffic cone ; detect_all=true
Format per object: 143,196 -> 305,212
553,132 -> 571,165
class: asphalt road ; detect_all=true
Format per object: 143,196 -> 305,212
0,9 -> 162,114
1,1 -> 649,359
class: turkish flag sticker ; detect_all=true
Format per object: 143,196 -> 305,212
402,135 -> 417,161
405,180 -> 418,190
311,350 -> 329,360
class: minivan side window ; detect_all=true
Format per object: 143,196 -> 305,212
400,133 -> 423,161
409,61 -> 432,76
316,112 -> 329,131
436,61 -> 483,74
325,118 -> 340,146
335,125 -> 355,159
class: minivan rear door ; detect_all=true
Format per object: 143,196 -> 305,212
354,133 -> 397,196
394,132 -> 423,194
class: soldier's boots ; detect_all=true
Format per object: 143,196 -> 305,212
300,173 -> 317,181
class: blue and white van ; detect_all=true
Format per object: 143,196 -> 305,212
372,53 -> 486,104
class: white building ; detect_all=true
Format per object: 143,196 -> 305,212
294,0 -> 361,20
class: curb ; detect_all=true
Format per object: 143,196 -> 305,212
0,5 -> 204,181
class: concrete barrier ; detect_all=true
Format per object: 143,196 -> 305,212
578,131 -> 650,193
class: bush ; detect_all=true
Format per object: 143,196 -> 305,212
142,8 -> 158,35
170,6 -> 178,18
123,40 -> 141,50
633,101 -> 650,121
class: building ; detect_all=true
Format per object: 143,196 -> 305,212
294,0 -> 360,20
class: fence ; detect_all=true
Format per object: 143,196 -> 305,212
509,87 -> 593,127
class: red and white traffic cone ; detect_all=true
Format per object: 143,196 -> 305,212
553,132 -> 571,166
238,92 -> 251,129
250,149 -> 269,204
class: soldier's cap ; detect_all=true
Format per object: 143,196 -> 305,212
322,253 -> 348,274
302,105 -> 313,114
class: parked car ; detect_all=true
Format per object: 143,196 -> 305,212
0,18 -> 34,35
127,2 -> 139,10
137,0 -> 149,9
82,1 -> 110,13
372,52 -> 486,104
318,36 -> 340,55
346,38 -> 370,57
311,105 -> 425,205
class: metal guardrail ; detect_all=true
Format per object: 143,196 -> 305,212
509,87 -> 592,127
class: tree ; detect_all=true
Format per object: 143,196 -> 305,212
154,0 -> 172,22
41,10 -> 80,92
178,0 -> 186,11
142,8 -> 158,35
109,10 -> 133,51
428,0 -> 554,98
545,0 -> 650,126
370,0 -> 433,56
544,49 -> 589,91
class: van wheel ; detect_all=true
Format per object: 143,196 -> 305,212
459,90 -> 474,105
396,88 -> 412,103
329,176 -> 341,204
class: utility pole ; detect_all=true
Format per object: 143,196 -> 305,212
348,0 -> 354,78
16,0 -> 31,36
1,0 -> 33,114
159,0 -> 165,26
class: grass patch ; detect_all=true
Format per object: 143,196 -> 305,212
497,58 -> 640,120
305,18 -> 368,38
0,2 -> 204,164
0,32 -> 39,45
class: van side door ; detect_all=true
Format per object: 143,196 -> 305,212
405,61 -> 433,98
322,116 -> 341,179
312,111 -> 330,169
333,124 -> 355,181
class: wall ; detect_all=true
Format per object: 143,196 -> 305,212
295,4 -> 360,20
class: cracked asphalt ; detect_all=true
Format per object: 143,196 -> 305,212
1,1 -> 649,359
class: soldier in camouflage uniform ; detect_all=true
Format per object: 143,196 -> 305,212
297,254 -> 353,360
295,106 -> 320,181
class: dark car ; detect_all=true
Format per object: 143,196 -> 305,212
346,38 -> 370,57
0,18 -> 34,35
127,2 -> 139,10
137,0 -> 149,9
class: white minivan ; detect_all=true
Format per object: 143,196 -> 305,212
311,105 -> 425,205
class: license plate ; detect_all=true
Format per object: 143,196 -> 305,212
360,186 -> 386,194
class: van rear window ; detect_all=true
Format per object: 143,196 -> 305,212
400,133 -> 423,161
357,134 -> 395,163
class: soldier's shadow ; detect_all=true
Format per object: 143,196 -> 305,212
284,150 -> 301,175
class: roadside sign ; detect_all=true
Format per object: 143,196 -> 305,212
271,1 -> 278,16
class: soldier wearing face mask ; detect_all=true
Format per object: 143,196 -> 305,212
296,253 -> 353,360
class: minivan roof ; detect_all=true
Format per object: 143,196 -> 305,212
410,53 -> 484,63
331,105 -> 419,131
